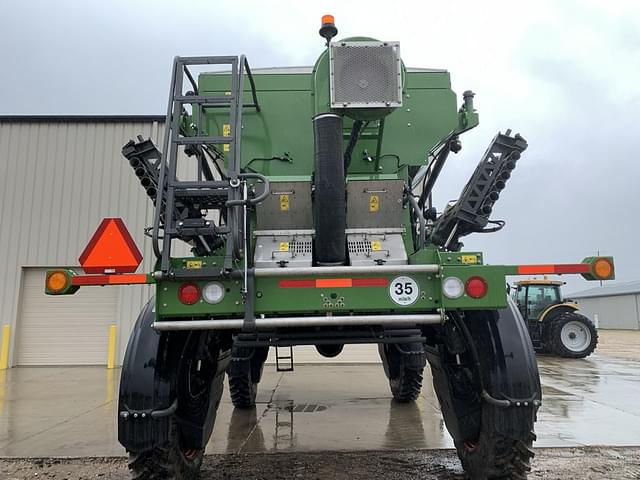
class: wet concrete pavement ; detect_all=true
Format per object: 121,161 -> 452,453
1,354 -> 640,457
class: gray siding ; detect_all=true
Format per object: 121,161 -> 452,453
0,119 -> 164,366
574,294 -> 640,330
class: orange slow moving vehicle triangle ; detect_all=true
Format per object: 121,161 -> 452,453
79,218 -> 143,274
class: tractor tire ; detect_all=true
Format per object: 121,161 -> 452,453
429,302 -> 540,479
545,312 -> 598,358
379,344 -> 425,403
454,409 -> 536,480
128,419 -> 202,480
227,346 -> 269,409
228,371 -> 258,409
120,302 -> 229,480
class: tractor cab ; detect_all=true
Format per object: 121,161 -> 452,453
513,279 -> 564,321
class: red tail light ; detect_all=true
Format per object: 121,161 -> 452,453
178,283 -> 201,305
465,276 -> 488,299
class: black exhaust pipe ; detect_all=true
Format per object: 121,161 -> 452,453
312,113 -> 346,266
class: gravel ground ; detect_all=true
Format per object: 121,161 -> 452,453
2,447 -> 640,480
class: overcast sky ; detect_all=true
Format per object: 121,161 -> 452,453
2,0 -> 639,293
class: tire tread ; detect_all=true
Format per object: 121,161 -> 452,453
228,373 -> 257,409
390,367 -> 423,403
127,421 -> 202,480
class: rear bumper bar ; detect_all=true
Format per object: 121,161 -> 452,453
252,264 -> 440,277
152,313 -> 444,331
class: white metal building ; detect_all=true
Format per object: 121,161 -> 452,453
568,281 -> 640,330
0,116 -> 378,367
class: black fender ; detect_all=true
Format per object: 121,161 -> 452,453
473,297 -> 541,438
118,298 -> 231,452
118,298 -> 173,452
427,297 -> 540,440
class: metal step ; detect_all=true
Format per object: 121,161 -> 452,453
275,346 -> 294,372
175,95 -> 234,105
173,189 -> 229,209
173,135 -> 233,145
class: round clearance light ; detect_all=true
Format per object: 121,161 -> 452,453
178,283 -> 201,305
202,282 -> 225,304
46,270 -> 70,293
465,276 -> 488,299
442,277 -> 464,299
593,258 -> 613,280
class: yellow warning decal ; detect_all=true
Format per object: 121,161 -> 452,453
186,260 -> 203,269
461,255 -> 478,265
371,241 -> 382,251
280,194 -> 290,211
369,195 -> 380,212
279,242 -> 290,252
223,123 -> 231,152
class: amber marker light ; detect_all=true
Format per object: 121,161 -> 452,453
593,257 -> 614,280
46,270 -> 71,294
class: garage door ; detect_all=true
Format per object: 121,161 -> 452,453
16,268 -> 119,365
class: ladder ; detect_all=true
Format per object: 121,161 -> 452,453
275,346 -> 294,372
151,55 -> 262,274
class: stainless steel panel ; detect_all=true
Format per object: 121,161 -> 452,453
254,234 -> 313,268
255,181 -> 313,230
347,233 -> 407,266
346,179 -> 404,229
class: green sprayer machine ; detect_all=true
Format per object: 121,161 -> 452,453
45,16 -> 614,480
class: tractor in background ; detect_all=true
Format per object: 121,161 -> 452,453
513,279 -> 598,358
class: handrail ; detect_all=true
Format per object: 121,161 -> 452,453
152,57 -> 179,259
242,57 -> 261,113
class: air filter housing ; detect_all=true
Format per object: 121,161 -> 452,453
330,41 -> 402,109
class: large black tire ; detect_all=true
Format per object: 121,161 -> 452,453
128,419 -> 202,480
378,344 -> 424,403
545,312 -> 598,358
454,408 -> 536,480
120,301 -> 229,480
227,346 -> 269,409
229,371 -> 258,409
429,303 -> 540,479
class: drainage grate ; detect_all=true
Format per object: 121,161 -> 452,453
276,403 -> 328,413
